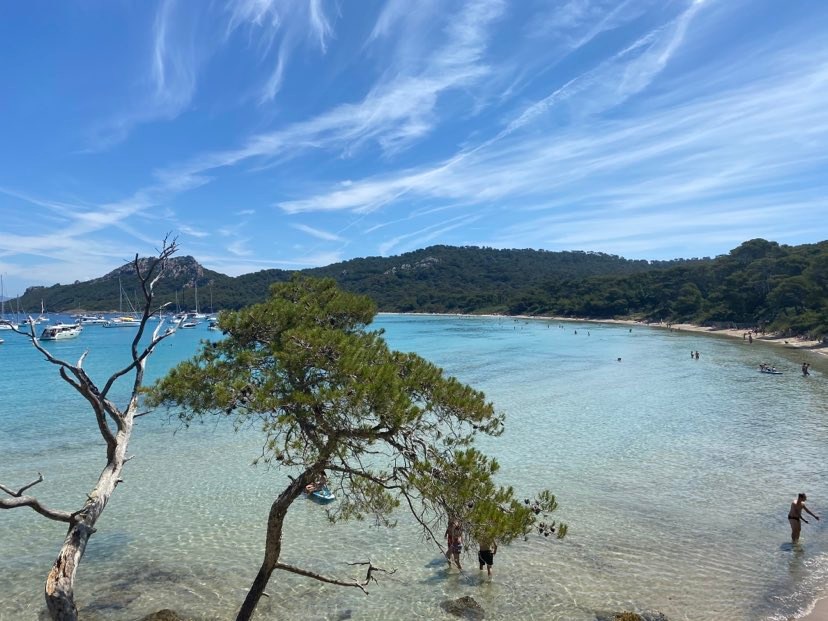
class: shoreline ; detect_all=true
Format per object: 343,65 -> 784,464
382,312 -> 828,358
799,594 -> 828,620
385,311 -> 827,620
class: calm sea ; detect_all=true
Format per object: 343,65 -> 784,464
1,314 -> 826,620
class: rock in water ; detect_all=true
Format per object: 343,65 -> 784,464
138,610 -> 190,621
595,612 -> 669,621
440,596 -> 485,620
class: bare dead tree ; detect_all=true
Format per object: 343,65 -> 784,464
0,238 -> 179,621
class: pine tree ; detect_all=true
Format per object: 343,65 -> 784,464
147,275 -> 566,621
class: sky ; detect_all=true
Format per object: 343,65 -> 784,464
1,0 -> 827,295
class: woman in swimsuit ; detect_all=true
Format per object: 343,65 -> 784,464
445,519 -> 463,570
789,493 -> 820,542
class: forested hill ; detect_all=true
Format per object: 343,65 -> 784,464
248,245 -> 699,313
9,240 -> 828,339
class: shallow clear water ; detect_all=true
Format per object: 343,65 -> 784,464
1,315 -> 827,620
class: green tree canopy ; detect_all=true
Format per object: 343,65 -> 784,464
147,275 -> 565,621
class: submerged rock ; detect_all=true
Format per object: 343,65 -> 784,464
440,595 -> 485,620
138,610 -> 190,621
595,611 -> 669,621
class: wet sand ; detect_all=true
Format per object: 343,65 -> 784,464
799,596 -> 828,620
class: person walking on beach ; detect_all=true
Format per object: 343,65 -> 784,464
445,519 -> 463,570
788,493 -> 820,542
478,537 -> 498,577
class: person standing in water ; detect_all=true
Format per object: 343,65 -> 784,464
478,537 -> 498,577
445,519 -> 463,570
788,493 -> 820,542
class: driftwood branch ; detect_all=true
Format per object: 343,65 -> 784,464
273,560 -> 395,595
0,472 -> 44,497
0,474 -> 75,523
101,237 -> 178,401
345,560 -> 397,585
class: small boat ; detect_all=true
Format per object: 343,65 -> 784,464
180,320 -> 199,329
40,323 -> 83,340
307,486 -> 336,503
77,315 -> 108,325
104,316 -> 141,328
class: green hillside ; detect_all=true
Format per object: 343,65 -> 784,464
8,240 -> 828,340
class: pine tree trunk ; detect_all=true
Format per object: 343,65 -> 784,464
235,564 -> 275,621
235,469 -> 317,621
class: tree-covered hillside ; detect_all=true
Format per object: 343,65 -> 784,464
8,240 -> 827,339
512,239 -> 828,338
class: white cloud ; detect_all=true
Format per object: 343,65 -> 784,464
378,214 -> 482,255
87,0 -> 199,150
291,223 -> 343,242
225,0 -> 334,103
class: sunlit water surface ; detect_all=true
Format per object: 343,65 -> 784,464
1,314 -> 827,620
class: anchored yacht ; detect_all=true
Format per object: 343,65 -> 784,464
40,323 -> 83,340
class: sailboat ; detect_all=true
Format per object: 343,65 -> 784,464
193,280 -> 208,320
0,275 -> 13,330
35,300 -> 49,323
104,276 -> 141,328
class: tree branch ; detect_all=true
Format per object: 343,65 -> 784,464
0,472 -> 44,497
273,560 -> 395,595
0,496 -> 76,522
0,474 -> 75,523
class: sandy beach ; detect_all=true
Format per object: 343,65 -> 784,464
533,315 -> 828,359
800,595 -> 828,620
392,312 -> 828,358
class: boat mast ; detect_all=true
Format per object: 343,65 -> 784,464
195,280 -> 199,314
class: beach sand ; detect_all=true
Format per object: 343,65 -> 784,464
539,316 -> 828,358
395,312 -> 828,358
799,595 -> 828,620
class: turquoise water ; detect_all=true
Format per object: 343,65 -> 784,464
1,314 -> 827,620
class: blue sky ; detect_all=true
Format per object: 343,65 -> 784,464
1,0 -> 827,295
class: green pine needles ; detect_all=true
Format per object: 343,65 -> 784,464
147,275 -> 566,620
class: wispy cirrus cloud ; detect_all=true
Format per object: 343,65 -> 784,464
292,223 -> 343,242
225,0 -> 335,103
378,213 -> 483,255
86,0 -> 199,150
271,21 -> 828,254
155,0 -> 505,188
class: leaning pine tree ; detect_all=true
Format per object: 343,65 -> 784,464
147,275 -> 566,621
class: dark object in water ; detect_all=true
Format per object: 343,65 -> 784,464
440,595 -> 485,619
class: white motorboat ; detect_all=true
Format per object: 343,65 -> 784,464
40,323 -> 83,340
77,315 -> 109,325
104,316 -> 141,328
